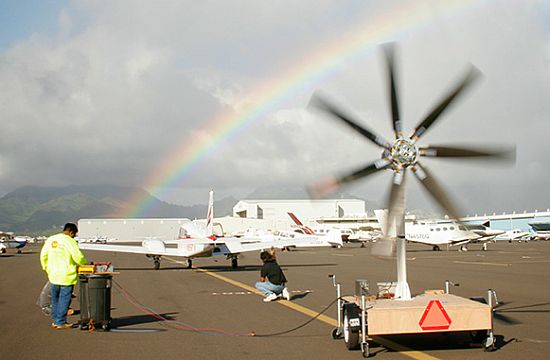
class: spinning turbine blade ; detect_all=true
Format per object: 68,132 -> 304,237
386,170 -> 407,238
419,145 -> 516,161
412,162 -> 463,222
410,66 -> 481,140
373,171 -> 407,257
309,92 -> 390,149
384,43 -> 402,138
308,158 -> 391,199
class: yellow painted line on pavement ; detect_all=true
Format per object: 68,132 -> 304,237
163,257 -> 440,360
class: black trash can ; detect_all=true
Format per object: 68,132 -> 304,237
78,274 -> 112,331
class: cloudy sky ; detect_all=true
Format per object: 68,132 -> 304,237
1,0 -> 549,215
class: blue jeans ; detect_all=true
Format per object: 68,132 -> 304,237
255,281 -> 285,296
51,284 -> 73,326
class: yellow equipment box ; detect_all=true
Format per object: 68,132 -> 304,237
78,265 -> 95,274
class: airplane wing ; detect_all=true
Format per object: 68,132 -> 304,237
79,242 -> 190,257
447,238 -> 475,246
79,234 -> 333,260
218,236 -> 330,254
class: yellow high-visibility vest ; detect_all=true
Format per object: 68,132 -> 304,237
40,233 -> 87,285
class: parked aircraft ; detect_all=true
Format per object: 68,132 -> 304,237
0,232 -> 28,254
528,221 -> 550,240
235,226 -> 342,249
287,212 -> 355,244
374,210 -> 501,251
79,191 -> 330,269
347,230 -> 382,247
493,228 -> 530,242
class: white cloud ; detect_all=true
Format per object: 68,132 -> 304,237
0,0 -> 548,212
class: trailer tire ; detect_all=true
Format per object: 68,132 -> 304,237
343,305 -> 360,350
361,341 -> 370,358
482,333 -> 496,352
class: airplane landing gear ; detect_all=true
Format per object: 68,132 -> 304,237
146,255 -> 162,270
231,256 -> 238,269
432,245 -> 441,251
186,258 -> 193,269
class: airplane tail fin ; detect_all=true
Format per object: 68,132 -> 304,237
287,212 -> 315,235
206,190 -> 214,236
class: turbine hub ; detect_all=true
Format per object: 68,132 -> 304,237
390,137 -> 418,168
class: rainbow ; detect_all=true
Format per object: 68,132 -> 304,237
124,0 -> 480,217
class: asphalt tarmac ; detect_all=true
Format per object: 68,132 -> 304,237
1,241 -> 550,360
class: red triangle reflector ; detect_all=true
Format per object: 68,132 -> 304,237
418,300 -> 452,331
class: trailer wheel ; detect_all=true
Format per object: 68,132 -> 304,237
482,333 -> 496,352
343,306 -> 360,350
331,327 -> 343,339
361,341 -> 370,358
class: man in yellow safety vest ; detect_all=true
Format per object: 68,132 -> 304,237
40,223 -> 87,329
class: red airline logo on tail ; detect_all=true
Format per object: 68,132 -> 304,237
287,212 -> 315,235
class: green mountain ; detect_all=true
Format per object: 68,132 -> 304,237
0,185 -> 236,235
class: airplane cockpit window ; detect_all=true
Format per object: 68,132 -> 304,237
459,226 -> 466,230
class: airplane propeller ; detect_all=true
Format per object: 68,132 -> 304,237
308,43 -> 515,256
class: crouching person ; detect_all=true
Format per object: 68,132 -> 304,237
255,250 -> 290,302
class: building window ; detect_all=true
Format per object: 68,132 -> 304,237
257,206 -> 263,220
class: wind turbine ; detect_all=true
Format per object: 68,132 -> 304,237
308,43 -> 514,300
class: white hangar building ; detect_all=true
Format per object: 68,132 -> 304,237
232,199 -> 366,223
78,218 -> 191,242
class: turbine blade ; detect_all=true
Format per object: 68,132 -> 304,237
419,144 -> 516,162
373,171 -> 407,257
383,43 -> 402,138
386,170 -> 407,237
412,162 -> 463,222
308,158 -> 391,199
371,235 -> 395,257
309,91 -> 390,149
410,66 -> 481,140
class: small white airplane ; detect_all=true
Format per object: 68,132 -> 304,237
493,228 -> 530,242
79,191 -> 330,269
347,230 -> 382,246
528,221 -> 550,240
0,232 -> 28,254
287,212 -> 354,245
374,210 -> 502,251
235,226 -> 342,249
